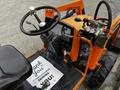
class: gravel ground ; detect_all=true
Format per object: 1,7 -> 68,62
0,0 -> 120,90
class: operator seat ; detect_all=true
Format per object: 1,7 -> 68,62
0,45 -> 32,90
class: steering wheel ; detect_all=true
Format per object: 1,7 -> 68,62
20,6 -> 61,36
94,0 -> 112,34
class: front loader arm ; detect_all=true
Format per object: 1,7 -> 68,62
57,0 -> 85,14
109,15 -> 120,44
45,0 -> 85,17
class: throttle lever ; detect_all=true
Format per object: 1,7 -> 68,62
83,18 -> 90,26
26,21 -> 39,30
82,18 -> 90,28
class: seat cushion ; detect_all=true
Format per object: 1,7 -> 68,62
0,45 -> 32,89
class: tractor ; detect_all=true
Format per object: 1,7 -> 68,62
0,0 -> 119,90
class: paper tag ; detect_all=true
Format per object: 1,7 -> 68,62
27,56 -> 63,90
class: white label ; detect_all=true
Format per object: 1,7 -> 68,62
27,56 -> 63,90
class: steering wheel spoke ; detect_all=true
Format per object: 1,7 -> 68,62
33,13 -> 41,23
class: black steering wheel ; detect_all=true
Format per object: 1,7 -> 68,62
20,6 -> 61,36
94,0 -> 112,34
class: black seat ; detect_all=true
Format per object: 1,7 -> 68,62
0,45 -> 32,90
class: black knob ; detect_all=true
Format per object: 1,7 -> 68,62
83,18 -> 89,23
75,18 -> 82,22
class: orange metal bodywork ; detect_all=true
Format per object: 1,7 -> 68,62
45,0 -> 85,17
62,15 -> 106,70
57,0 -> 84,14
45,0 -> 120,89
110,15 -> 120,45
62,15 -> 93,62
62,14 -> 114,89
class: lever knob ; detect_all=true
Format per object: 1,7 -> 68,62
83,18 -> 89,23
30,6 -> 35,11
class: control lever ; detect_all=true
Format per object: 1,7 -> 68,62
26,21 -> 39,30
83,18 -> 90,27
